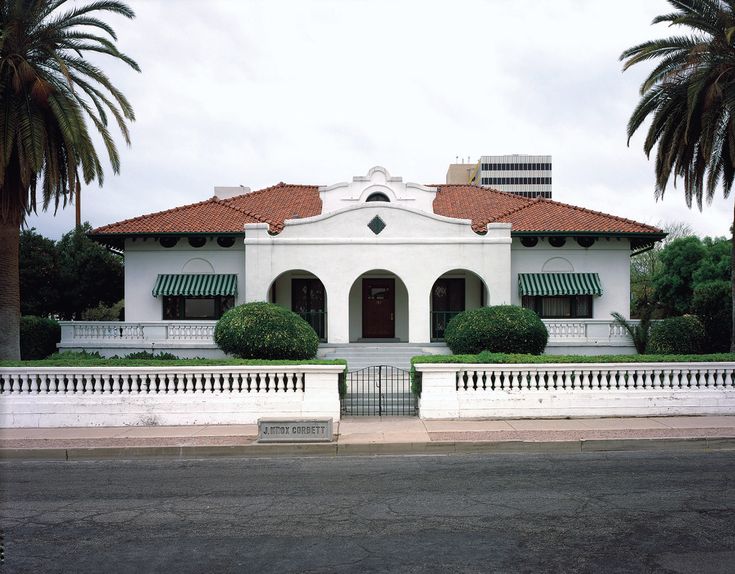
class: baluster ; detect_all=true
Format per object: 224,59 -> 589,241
724,368 -> 734,387
715,369 -> 725,388
516,370 -> 524,390
578,370 -> 588,390
194,373 -> 203,393
207,373 -> 215,393
671,369 -> 682,389
642,369 -> 653,389
702,369 -> 712,388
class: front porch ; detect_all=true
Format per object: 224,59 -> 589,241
57,318 -> 638,359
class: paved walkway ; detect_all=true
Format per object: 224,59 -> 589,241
2,415 -> 735,458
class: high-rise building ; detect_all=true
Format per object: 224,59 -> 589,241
446,154 -> 552,198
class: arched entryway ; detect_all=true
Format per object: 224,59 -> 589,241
348,270 -> 409,342
268,270 -> 328,341
429,269 -> 489,341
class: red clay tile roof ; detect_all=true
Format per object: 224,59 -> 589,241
91,182 -> 662,237
221,183 -> 321,233
433,185 -> 662,235
92,184 -> 321,235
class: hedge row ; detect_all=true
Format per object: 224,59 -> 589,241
411,352 -> 735,366
0,353 -> 348,369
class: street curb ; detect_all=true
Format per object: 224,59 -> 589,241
1,436 -> 735,460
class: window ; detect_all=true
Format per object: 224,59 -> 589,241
366,192 -> 390,202
522,295 -> 592,318
163,296 -> 234,320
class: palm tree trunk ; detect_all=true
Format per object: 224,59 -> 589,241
0,218 -> 21,360
731,198 -> 735,353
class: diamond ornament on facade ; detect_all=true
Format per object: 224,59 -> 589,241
368,215 -> 386,235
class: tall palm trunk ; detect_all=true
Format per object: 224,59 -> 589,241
0,217 -> 20,360
731,199 -> 735,353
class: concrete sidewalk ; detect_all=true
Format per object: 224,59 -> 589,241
2,416 -> 735,459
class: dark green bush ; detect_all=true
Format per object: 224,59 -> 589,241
692,280 -> 731,353
648,315 -> 705,355
214,302 -> 319,360
19,316 -> 61,360
47,351 -> 103,361
444,305 -> 548,355
123,351 -> 180,360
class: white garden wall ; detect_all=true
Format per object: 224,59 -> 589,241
0,365 -> 343,427
416,362 -> 735,419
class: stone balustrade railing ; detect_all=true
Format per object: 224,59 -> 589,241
0,365 -> 344,427
60,321 -> 217,342
542,319 -> 636,341
58,319 -> 636,355
57,321 -> 220,357
415,362 -> 735,419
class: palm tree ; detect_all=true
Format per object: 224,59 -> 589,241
621,0 -> 735,353
0,0 -> 139,359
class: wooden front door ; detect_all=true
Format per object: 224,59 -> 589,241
363,278 -> 395,338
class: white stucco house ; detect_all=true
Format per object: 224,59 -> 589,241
60,166 -> 664,358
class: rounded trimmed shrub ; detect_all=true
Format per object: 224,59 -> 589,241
648,315 -> 705,355
20,316 -> 61,360
214,302 -> 319,360
444,305 -> 548,355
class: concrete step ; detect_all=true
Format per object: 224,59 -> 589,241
318,344 -> 450,369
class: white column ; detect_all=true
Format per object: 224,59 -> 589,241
407,279 -> 431,343
243,223 -> 273,302
325,280 -> 350,344
416,365 -> 460,419
302,369 -> 342,420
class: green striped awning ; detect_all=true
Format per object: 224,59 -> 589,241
518,273 -> 602,297
152,274 -> 237,297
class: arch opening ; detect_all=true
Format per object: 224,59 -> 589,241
429,269 -> 489,341
348,270 -> 409,342
267,270 -> 328,341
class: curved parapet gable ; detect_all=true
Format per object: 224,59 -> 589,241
244,202 -> 511,244
319,166 -> 438,214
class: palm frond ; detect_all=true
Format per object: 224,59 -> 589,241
0,0 -> 139,223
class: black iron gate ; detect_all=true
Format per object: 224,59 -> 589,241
341,365 -> 417,416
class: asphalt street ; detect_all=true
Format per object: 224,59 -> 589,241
1,451 -> 734,573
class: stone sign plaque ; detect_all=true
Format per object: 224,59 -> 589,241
258,418 -> 334,443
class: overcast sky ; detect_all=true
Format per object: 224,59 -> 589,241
25,0 -> 732,239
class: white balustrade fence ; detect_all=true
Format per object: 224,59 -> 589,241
416,362 -> 735,419
0,365 -> 344,427
58,321 -> 221,358
58,319 -> 638,358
